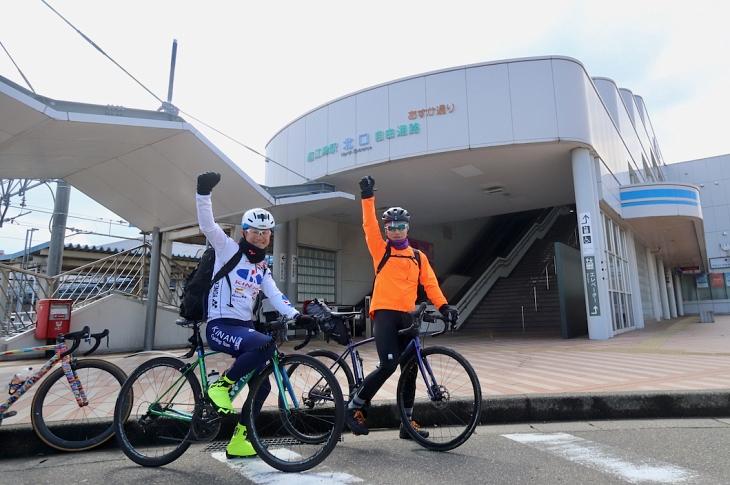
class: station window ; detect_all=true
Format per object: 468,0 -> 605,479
297,247 -> 335,303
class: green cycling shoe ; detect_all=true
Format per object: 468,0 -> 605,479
206,374 -> 237,415
226,423 -> 256,458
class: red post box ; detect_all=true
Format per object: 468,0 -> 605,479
35,299 -> 73,339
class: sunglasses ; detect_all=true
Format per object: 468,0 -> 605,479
245,228 -> 272,236
385,223 -> 408,232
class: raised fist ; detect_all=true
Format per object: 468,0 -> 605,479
197,172 -> 221,195
359,175 -> 375,199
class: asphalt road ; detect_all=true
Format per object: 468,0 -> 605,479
2,418 -> 730,485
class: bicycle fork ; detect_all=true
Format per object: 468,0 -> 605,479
61,355 -> 89,407
272,354 -> 298,412
413,346 -> 446,402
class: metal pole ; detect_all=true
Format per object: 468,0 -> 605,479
144,227 -> 162,350
47,180 -> 71,278
166,39 -> 177,103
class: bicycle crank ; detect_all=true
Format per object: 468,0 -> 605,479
191,403 -> 223,442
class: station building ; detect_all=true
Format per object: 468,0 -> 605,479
262,56 -> 708,340
2,55 -> 727,346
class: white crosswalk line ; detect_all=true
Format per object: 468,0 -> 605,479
211,452 -> 364,484
503,433 -> 700,484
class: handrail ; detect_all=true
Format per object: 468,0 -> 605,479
1,243 -> 198,337
518,258 -> 556,332
455,206 -> 570,329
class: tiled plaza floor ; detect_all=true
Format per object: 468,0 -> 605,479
2,314 -> 729,426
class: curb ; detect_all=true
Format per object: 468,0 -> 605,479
2,390 -> 729,459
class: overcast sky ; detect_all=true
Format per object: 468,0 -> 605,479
2,0 -> 729,255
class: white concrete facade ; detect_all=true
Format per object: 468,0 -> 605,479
264,56 -> 705,340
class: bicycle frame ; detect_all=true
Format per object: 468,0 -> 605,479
325,332 -> 444,402
0,341 -> 87,419
320,305 -> 451,403
146,339 -> 299,422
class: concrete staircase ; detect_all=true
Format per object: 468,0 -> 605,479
462,213 -> 578,333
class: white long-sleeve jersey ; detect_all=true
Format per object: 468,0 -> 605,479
196,194 -> 298,322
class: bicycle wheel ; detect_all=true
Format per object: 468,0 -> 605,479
245,354 -> 344,473
397,346 -> 481,451
114,357 -> 202,466
31,359 -> 128,452
307,349 -> 355,400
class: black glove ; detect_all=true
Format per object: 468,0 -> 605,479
359,175 -> 375,199
295,314 -> 317,327
197,172 -> 221,195
439,304 -> 459,325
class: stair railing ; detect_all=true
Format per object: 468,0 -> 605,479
519,257 -> 556,332
455,205 -> 570,329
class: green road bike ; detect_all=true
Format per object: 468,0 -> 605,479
113,316 -> 344,473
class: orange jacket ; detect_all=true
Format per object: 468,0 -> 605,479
363,197 -> 447,316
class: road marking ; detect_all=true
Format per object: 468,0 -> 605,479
503,433 -> 699,484
211,452 -> 363,484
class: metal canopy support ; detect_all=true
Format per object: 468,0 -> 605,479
144,227 -> 162,350
46,180 -> 70,278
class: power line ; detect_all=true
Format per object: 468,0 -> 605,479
4,203 -> 130,226
0,39 -> 35,93
41,0 -> 312,183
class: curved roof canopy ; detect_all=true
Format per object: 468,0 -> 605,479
0,74 -> 352,234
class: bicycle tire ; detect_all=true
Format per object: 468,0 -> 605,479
306,349 -> 356,400
31,359 -> 129,452
245,354 -> 344,473
114,357 -> 202,466
397,346 -> 481,451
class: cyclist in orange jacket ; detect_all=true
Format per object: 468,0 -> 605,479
345,175 -> 459,437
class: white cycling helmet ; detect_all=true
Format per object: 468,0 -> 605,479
242,208 -> 275,230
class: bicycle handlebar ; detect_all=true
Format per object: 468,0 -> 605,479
262,316 -> 319,351
58,327 -> 111,358
397,302 -> 453,338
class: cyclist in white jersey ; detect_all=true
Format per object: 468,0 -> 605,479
196,171 -> 314,459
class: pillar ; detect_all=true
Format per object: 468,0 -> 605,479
144,227 -> 161,351
286,219 -> 298,308
571,148 -> 611,340
673,273 -> 684,316
646,247 -> 662,320
656,257 -> 670,320
665,268 -> 678,318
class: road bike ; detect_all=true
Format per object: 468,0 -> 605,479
113,316 -> 344,473
0,326 -> 129,451
308,302 -> 482,451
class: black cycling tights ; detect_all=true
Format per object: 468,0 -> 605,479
354,309 -> 417,409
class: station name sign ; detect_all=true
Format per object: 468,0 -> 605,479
306,103 -> 455,162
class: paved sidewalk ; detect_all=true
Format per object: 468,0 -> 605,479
1,314 -> 729,457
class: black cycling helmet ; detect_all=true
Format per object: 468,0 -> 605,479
382,206 -> 410,223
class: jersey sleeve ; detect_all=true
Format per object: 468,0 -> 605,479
362,197 -> 386,270
196,194 -> 232,255
419,253 -> 448,309
260,269 -> 299,319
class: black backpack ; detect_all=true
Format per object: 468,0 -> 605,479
179,246 -> 244,321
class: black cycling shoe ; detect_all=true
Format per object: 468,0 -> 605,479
345,408 -> 369,435
399,420 -> 429,439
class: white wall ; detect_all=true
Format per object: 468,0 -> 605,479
669,154 -> 730,263
1,294 -> 190,355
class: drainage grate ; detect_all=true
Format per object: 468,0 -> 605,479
201,441 -> 229,452
201,435 -> 344,452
